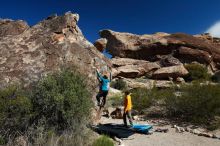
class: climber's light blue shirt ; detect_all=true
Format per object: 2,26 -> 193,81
97,72 -> 110,91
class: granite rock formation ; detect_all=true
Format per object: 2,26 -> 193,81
0,12 -> 110,89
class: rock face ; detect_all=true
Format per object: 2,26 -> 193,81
0,12 -> 110,89
100,30 -> 220,70
0,19 -> 29,37
111,58 -> 160,78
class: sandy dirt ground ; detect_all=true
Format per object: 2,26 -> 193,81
99,112 -> 220,146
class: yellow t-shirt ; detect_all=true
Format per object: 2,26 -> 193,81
124,95 -> 132,112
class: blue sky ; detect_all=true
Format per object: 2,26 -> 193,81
0,0 -> 220,42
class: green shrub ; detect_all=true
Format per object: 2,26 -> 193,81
110,79 -> 127,90
31,69 -> 93,130
131,88 -> 152,112
0,85 -> 32,135
184,64 -> 211,81
29,69 -> 93,146
92,135 -> 114,146
108,93 -> 123,107
131,87 -> 174,112
0,69 -> 94,145
165,83 -> 220,126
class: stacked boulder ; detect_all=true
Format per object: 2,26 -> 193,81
94,30 -> 220,88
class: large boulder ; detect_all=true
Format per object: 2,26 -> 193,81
94,38 -> 107,52
111,58 -> 160,78
152,65 -> 189,80
0,12 -> 110,89
176,46 -> 212,64
100,30 -> 170,59
100,30 -> 220,70
113,66 -> 140,78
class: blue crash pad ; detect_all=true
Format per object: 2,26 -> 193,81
132,124 -> 153,134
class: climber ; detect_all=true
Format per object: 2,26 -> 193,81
123,90 -> 133,128
96,69 -> 112,107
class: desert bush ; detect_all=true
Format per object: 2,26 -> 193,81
165,83 -> 220,126
108,93 -> 123,107
92,135 -> 114,146
0,85 -> 32,138
0,69 -> 94,145
131,87 -> 174,112
184,63 -> 211,81
26,69 -> 93,146
31,69 -> 93,131
110,79 -> 127,90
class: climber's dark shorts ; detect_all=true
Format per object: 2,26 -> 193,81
96,90 -> 108,106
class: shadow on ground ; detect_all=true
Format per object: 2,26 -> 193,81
91,123 -> 135,138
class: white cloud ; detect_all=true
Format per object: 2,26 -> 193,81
206,21 -> 220,37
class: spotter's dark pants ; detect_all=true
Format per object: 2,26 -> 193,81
123,110 -> 133,126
